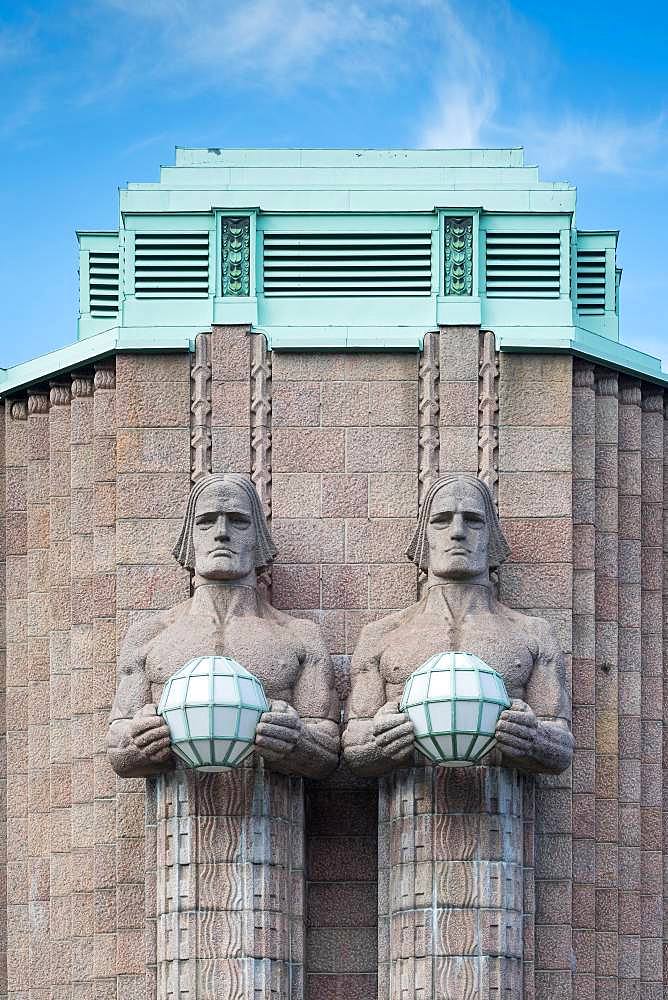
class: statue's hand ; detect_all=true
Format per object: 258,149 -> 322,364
495,698 -> 537,761
255,700 -> 302,762
128,704 -> 172,764
373,702 -> 415,762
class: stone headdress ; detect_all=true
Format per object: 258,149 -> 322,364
406,474 -> 510,573
172,473 -> 278,571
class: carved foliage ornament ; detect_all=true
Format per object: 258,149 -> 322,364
444,216 -> 473,296
222,216 -> 251,296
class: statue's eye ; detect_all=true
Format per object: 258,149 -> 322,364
429,512 -> 453,526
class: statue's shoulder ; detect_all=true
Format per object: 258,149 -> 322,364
259,597 -> 329,653
356,605 -> 417,649
121,599 -> 191,651
496,600 -> 561,653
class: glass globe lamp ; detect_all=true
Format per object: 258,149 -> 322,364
399,652 -> 510,766
157,656 -> 269,771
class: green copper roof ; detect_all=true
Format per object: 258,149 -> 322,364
1,147 -> 666,395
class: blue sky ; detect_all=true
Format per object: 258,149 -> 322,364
1,0 -> 666,370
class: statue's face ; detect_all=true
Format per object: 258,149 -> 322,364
192,481 -> 256,582
426,480 -> 490,581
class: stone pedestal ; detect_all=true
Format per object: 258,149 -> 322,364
378,765 -> 528,999
154,762 -> 305,1000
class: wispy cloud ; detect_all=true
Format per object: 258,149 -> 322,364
524,113 -> 668,178
95,0 -> 406,92
416,1 -> 500,148
414,1 -> 668,180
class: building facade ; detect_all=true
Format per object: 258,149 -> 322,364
0,148 -> 667,999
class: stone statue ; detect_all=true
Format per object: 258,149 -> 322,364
343,474 -> 574,776
108,473 -> 340,779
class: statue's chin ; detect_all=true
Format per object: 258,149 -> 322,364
430,564 -> 484,582
197,567 -> 250,582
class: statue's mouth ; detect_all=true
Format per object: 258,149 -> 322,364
211,548 -> 235,557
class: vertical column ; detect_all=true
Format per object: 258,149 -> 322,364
498,353 -> 574,1000
617,379 -> 642,994
26,390 -> 51,1000
478,329 -> 499,499
250,333 -> 272,598
594,372 -> 619,1000
115,353 -> 191,998
663,399 -> 668,997
418,330 -> 439,502
0,402 -> 6,997
69,375 -> 95,1000
48,381 -> 72,1000
640,388 -> 664,999
91,362 -> 122,999
571,363 -> 596,1000
417,331 -> 440,600
438,325 -> 479,475
5,399 -> 28,999
191,332 -> 212,482
379,765 -> 524,999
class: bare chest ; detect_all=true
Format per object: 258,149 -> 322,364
145,614 -> 303,702
379,615 -> 535,699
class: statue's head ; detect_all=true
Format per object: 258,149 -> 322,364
406,475 -> 510,584
172,474 -> 277,584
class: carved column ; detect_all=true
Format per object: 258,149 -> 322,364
640,388 -> 664,996
5,399 -> 29,998
379,765 -> 524,999
617,378 -> 642,992
594,372 -> 619,999
48,381 -> 72,998
478,330 -> 499,502
156,765 -> 305,1000
26,390 -> 51,999
153,330 -> 306,999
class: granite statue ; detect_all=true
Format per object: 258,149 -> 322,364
108,473 -> 340,778
343,474 -> 574,776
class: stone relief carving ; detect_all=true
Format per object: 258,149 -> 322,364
190,332 -> 212,481
444,216 -> 474,295
221,216 -> 251,296
343,474 -> 574,776
108,472 -> 340,779
417,329 -> 439,504
478,329 -> 499,499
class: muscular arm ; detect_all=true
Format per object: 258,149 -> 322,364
342,623 -> 415,777
496,618 -> 574,775
107,615 -> 174,778
255,621 -> 340,779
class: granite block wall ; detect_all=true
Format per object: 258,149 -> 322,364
0,325 -> 666,999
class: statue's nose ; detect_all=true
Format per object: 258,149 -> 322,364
213,514 -> 230,539
450,514 -> 466,538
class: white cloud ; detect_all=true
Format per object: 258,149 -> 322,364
96,0 -> 406,90
414,3 -> 668,181
416,2 -> 498,148
524,113 -> 668,178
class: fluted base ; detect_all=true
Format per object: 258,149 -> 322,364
378,765 -> 532,1000
153,763 -> 305,1000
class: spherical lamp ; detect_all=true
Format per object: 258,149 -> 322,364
157,656 -> 269,771
400,652 -> 510,766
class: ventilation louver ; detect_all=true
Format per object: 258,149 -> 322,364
576,249 -> 607,314
89,251 -> 119,317
485,232 -> 561,298
134,233 -> 209,297
263,232 -> 432,296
